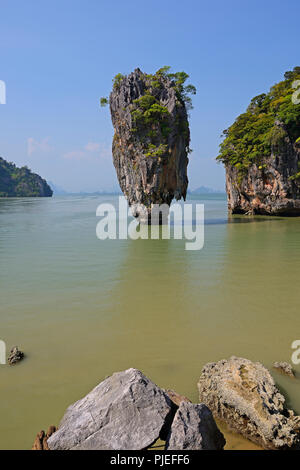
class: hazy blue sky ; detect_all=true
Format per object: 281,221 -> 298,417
0,0 -> 299,192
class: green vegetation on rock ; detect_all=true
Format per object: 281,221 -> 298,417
100,97 -> 108,107
129,66 -> 195,157
0,157 -> 53,197
217,67 -> 300,173
101,66 -> 195,158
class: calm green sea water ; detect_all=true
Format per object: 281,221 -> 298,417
0,194 -> 300,450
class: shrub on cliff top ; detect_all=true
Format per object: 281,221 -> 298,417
100,67 -> 195,159
217,67 -> 300,170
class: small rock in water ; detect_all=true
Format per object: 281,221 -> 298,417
32,426 -> 57,450
165,402 -> 226,450
7,346 -> 24,365
273,361 -> 295,378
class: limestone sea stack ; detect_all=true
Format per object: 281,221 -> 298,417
108,67 -> 193,223
217,67 -> 300,215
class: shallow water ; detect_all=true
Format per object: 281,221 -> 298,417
0,194 -> 299,449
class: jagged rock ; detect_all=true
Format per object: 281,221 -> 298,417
165,402 -> 226,450
164,389 -> 191,407
47,368 -> 176,450
109,68 -> 190,223
273,361 -> 295,378
7,346 -> 24,365
32,426 -> 56,450
197,356 -> 300,450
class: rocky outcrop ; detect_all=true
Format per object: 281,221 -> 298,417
47,368 -> 176,450
273,361 -> 295,378
165,402 -> 226,450
226,122 -> 300,216
198,356 -> 300,450
7,346 -> 24,365
109,68 -> 190,223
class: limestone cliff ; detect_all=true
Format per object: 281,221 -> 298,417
218,67 -> 300,215
226,122 -> 300,215
109,68 -> 192,222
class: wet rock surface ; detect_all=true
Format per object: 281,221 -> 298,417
273,361 -> 295,378
47,368 -> 176,450
165,402 -> 226,450
198,356 -> 300,450
109,68 -> 190,223
7,346 -> 24,365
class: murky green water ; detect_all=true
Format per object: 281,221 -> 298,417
0,194 -> 300,449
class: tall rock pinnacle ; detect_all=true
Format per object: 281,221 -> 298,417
109,67 -> 192,223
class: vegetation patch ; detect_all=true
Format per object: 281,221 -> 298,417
100,66 -> 196,158
217,67 -> 300,174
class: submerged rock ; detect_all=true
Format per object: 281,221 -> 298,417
7,346 -> 24,365
47,368 -> 176,450
109,68 -> 191,223
273,361 -> 295,378
197,356 -> 300,450
165,402 -> 226,450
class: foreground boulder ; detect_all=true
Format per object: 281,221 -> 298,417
166,402 -> 225,450
109,67 -> 192,223
198,356 -> 300,450
47,368 -> 176,450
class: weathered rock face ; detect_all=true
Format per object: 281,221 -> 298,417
109,68 -> 189,223
197,356 -> 300,450
166,402 -> 226,450
47,368 -> 176,450
226,122 -> 300,215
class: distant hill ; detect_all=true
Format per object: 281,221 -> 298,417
0,157 -> 53,197
189,186 -> 225,194
48,182 -> 122,196
48,181 -> 67,195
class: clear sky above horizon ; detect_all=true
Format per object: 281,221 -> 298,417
0,0 -> 299,192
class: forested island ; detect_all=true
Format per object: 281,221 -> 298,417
0,157 -> 52,197
217,66 -> 300,215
